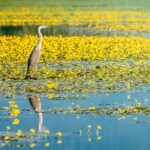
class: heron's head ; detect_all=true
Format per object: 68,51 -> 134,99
38,25 -> 49,30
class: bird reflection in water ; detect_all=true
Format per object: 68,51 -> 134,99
28,94 -> 43,133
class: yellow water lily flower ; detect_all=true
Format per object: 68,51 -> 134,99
45,142 -> 50,147
30,129 -> 36,134
12,118 -> 20,125
57,139 -> 62,144
45,129 -> 50,134
29,143 -> 36,148
56,132 -> 63,137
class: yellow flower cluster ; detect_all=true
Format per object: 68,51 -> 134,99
0,35 -> 150,65
44,104 -> 149,116
0,8 -> 150,32
0,35 -> 149,96
8,101 -> 20,125
12,118 -> 20,125
9,101 -> 20,117
46,81 -> 58,89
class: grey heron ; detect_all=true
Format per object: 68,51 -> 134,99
25,25 -> 48,79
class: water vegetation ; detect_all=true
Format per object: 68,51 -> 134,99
1,100 -> 150,116
0,35 -> 149,97
0,10 -> 150,32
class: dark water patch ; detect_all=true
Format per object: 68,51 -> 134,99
0,25 -> 150,37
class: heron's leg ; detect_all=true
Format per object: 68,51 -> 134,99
25,66 -> 36,79
29,66 -> 38,80
34,68 -> 38,78
30,66 -> 39,80
25,69 -> 32,79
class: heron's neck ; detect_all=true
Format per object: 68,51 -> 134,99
37,28 -> 43,49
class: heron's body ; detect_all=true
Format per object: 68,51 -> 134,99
28,94 -> 43,132
25,25 -> 48,79
28,94 -> 41,111
26,44 -> 41,74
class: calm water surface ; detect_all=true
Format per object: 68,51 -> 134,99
0,90 -> 150,150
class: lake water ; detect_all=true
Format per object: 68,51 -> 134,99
0,89 -> 150,150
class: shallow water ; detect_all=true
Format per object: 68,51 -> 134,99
0,89 -> 150,150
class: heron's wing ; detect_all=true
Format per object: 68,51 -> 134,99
27,47 -> 40,67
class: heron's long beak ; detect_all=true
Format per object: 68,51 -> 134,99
44,26 -> 49,28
